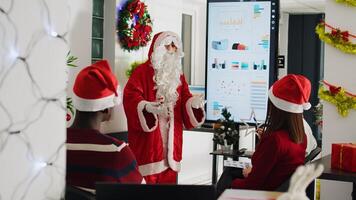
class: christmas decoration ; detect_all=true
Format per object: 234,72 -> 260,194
117,0 -> 153,52
125,60 -> 145,78
66,52 -> 78,121
319,80 -> 356,117
315,21 -> 356,54
213,107 -> 239,146
335,0 -> 356,7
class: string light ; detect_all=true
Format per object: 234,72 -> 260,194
0,0 -> 70,199
50,30 -> 59,38
8,48 -> 19,61
34,161 -> 48,170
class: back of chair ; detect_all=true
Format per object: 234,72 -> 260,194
65,185 -> 95,200
305,147 -> 321,163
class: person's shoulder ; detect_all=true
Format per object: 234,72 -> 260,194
131,61 -> 152,76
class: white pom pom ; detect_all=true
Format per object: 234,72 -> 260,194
303,102 -> 311,110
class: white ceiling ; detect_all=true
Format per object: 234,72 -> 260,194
280,0 -> 325,13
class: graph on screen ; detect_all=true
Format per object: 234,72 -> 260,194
205,0 -> 278,123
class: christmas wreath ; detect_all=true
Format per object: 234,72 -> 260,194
319,81 -> 356,117
315,22 -> 356,54
117,0 -> 153,51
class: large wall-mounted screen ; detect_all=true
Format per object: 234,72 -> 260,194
205,0 -> 278,123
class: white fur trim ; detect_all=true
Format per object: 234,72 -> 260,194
67,143 -> 127,152
137,101 -> 158,132
138,160 -> 168,176
185,97 -> 206,127
159,117 -> 169,159
76,186 -> 95,194
154,32 -> 182,50
73,85 -> 122,112
268,86 -> 310,114
167,105 -> 181,172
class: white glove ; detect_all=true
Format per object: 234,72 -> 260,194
191,95 -> 205,109
277,164 -> 324,200
145,102 -> 164,115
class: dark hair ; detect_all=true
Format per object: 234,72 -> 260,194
263,100 -> 305,143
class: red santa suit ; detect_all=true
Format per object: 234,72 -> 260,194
123,32 -> 205,183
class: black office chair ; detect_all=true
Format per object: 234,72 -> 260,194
65,185 -> 96,200
107,131 -> 128,143
305,147 -> 321,163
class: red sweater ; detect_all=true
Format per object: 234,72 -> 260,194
66,128 -> 144,191
232,130 -> 306,190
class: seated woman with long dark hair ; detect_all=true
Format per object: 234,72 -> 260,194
216,74 -> 311,196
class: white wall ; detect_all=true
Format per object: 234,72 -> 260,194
320,1 -> 356,199
66,0 -> 92,128
0,0 -> 69,199
278,12 -> 289,79
179,131 -> 214,184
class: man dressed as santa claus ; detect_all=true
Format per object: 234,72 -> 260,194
123,31 -> 205,184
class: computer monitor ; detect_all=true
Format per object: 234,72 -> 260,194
96,183 -> 216,200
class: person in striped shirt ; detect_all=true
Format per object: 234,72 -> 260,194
66,60 -> 144,193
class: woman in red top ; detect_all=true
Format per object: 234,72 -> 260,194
216,74 -> 311,196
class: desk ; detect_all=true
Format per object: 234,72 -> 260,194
210,147 -> 253,184
311,154 -> 356,200
218,189 -> 283,200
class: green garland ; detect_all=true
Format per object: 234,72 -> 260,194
125,60 -> 145,78
335,0 -> 356,6
319,85 -> 356,117
315,23 -> 356,54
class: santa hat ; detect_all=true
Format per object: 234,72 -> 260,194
268,74 -> 311,113
72,60 -> 121,112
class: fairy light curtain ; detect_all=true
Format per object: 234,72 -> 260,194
0,0 -> 69,199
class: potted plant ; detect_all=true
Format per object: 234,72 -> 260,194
213,107 -> 239,152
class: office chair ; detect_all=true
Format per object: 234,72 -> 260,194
305,147 -> 321,163
107,131 -> 128,143
65,185 -> 95,200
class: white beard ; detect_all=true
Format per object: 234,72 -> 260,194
152,51 -> 182,108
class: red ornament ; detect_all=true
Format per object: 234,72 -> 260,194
331,29 -> 338,36
329,85 -> 341,95
341,31 -> 349,42
66,113 -> 71,121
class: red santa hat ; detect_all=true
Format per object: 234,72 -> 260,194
268,74 -> 311,113
72,60 -> 121,112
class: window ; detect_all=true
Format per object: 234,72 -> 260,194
182,14 -> 192,85
92,0 -> 104,63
